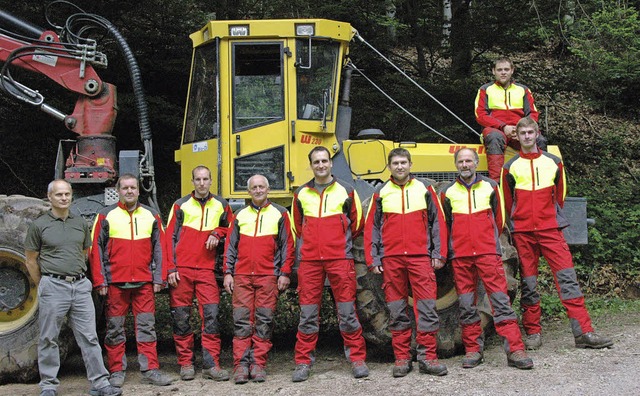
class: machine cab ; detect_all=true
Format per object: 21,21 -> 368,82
175,19 -> 353,205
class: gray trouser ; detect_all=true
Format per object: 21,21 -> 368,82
38,276 -> 110,391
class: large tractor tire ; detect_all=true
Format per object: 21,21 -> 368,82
353,236 -> 462,357
0,195 -> 73,384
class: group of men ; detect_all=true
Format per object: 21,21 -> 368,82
25,57 -> 613,395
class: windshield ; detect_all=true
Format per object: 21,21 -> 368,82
232,42 -> 284,131
296,39 -> 340,120
183,42 -> 218,144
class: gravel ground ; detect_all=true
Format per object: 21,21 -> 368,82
2,309 -> 638,396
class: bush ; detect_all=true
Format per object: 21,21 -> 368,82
568,5 -> 640,114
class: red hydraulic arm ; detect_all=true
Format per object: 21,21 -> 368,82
0,12 -> 118,184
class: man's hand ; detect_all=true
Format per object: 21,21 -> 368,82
371,265 -> 383,275
223,274 -> 234,294
277,275 -> 290,291
168,272 -> 180,287
504,125 -> 517,139
205,234 -> 219,251
153,284 -> 162,293
431,258 -> 445,270
97,286 -> 108,296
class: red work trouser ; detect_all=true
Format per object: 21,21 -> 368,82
452,255 -> 525,353
169,267 -> 221,368
513,229 -> 593,337
382,256 -> 439,361
104,283 -> 158,373
232,275 -> 278,369
294,259 -> 366,364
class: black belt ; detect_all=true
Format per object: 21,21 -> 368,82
42,273 -> 86,283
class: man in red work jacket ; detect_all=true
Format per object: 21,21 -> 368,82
223,174 -> 294,384
475,57 -> 547,181
364,148 -> 448,378
290,146 -> 368,382
441,148 -> 532,370
90,174 -> 174,387
502,117 -> 613,350
165,165 -> 233,382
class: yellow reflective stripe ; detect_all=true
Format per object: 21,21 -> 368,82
181,197 -> 225,231
353,189 -> 363,230
561,166 -> 567,201
512,156 -> 557,191
90,214 -> 100,245
297,184 -> 349,218
106,207 -> 155,240
497,182 -> 506,229
237,205 -> 281,237
486,84 -> 525,110
379,180 -> 427,214
446,182 -> 494,214
534,156 -> 558,189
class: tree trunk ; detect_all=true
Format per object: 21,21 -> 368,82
450,0 -> 473,78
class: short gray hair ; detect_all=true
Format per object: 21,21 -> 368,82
47,179 -> 72,194
247,174 -> 269,189
453,148 -> 479,165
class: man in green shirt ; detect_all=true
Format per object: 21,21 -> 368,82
25,179 -> 121,396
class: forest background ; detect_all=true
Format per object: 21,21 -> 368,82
0,0 -> 638,306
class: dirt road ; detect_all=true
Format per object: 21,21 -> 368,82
2,309 -> 638,396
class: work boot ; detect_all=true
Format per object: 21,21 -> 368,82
418,359 -> 448,376
461,351 -> 484,368
292,364 -> 311,382
89,385 -> 123,396
108,371 -> 125,387
202,366 -> 230,381
250,364 -> 266,382
351,360 -> 369,378
507,350 -> 534,370
524,333 -> 542,350
40,390 -> 57,396
233,366 -> 250,384
575,332 -> 614,349
392,359 -> 412,377
141,369 -> 175,386
180,365 -> 195,381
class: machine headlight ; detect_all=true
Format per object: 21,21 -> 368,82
229,25 -> 249,36
295,23 -> 315,36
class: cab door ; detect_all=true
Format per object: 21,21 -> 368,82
226,40 -> 291,198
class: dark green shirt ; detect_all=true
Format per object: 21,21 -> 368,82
24,211 -> 91,276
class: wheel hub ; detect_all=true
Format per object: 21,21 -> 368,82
0,248 -> 38,330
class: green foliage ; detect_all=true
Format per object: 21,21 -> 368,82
538,293 -> 566,319
554,120 -> 640,273
586,297 -> 640,317
568,5 -> 640,113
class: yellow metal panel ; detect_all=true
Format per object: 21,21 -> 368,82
191,19 -> 354,47
175,140 -> 219,196
345,140 -> 388,176
343,139 -> 563,181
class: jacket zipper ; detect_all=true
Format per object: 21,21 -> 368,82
472,189 -> 477,210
